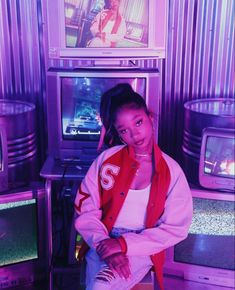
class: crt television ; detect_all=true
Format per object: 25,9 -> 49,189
0,125 -> 8,192
46,68 -> 160,161
164,188 -> 235,288
44,0 -> 167,59
0,187 -> 49,289
199,127 -> 235,192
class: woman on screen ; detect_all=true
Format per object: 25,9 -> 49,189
74,84 -> 193,290
87,0 -> 126,47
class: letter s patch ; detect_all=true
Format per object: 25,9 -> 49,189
100,164 -> 120,190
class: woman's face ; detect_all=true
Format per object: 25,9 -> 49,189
109,0 -> 120,11
114,105 -> 154,153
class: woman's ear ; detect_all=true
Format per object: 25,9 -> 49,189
97,125 -> 106,151
148,111 -> 154,123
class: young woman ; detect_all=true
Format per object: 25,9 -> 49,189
87,0 -> 126,48
74,83 -> 193,290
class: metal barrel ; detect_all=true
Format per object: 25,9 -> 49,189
182,98 -> 235,185
0,100 -> 38,187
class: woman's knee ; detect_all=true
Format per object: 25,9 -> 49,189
88,266 -> 117,290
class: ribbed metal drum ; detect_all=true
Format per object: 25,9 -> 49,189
182,98 -> 235,185
0,100 -> 38,187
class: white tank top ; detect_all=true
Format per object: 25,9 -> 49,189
103,20 -> 115,33
114,184 -> 151,230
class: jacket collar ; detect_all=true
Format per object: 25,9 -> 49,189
127,143 -> 163,171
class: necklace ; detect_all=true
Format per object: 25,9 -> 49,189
135,153 -> 151,157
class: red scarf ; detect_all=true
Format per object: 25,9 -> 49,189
100,10 -> 122,47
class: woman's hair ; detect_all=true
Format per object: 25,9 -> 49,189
100,83 -> 148,147
105,0 -> 120,9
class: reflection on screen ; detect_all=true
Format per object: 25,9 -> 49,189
0,199 -> 38,266
175,198 -> 235,270
61,77 -> 146,141
64,0 -> 149,48
74,233 -> 83,262
204,136 -> 235,178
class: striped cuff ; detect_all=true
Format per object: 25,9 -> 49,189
116,236 -> 127,254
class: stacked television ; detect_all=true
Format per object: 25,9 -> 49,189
43,0 -> 172,287
46,69 -> 161,161
0,120 -> 49,288
0,187 -> 49,289
164,99 -> 235,288
43,0 -> 168,160
45,0 -> 167,59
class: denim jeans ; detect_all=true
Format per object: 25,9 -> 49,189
85,228 -> 153,290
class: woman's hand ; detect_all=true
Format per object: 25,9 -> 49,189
96,238 -> 122,260
105,253 -> 131,280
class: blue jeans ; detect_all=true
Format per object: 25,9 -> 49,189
85,228 -> 153,290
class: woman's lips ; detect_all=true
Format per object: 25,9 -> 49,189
134,139 -> 144,146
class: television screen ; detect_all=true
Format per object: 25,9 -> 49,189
164,189 -> 235,287
0,188 -> 48,289
65,0 -> 149,49
0,199 -> 38,266
203,136 -> 235,178
199,127 -> 235,192
61,76 -> 146,141
45,0 -> 167,58
175,197 -> 235,270
46,69 -> 160,160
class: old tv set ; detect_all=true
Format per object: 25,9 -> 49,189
44,0 -> 167,59
0,187 -> 49,289
164,188 -> 235,288
46,68 -> 160,161
199,127 -> 235,192
0,125 -> 8,192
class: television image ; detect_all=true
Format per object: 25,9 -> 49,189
164,188 -> 235,288
61,77 -> 103,141
46,68 -> 160,161
0,187 -> 49,289
199,127 -> 235,192
0,125 -> 8,192
44,0 -> 167,59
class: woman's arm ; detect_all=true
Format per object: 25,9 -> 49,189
74,155 -> 110,249
115,164 -> 193,256
90,12 -> 101,37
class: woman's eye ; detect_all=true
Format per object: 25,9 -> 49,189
120,129 -> 127,134
136,119 -> 143,126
